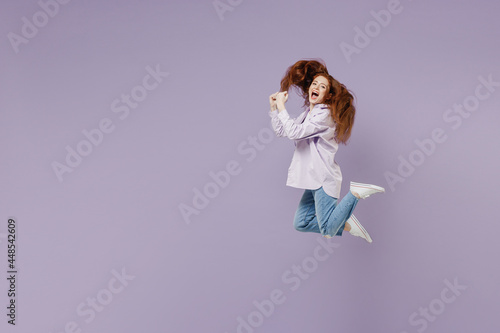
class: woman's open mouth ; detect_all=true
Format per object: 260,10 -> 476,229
311,90 -> 319,100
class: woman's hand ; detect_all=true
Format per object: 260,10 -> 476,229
276,91 -> 288,112
269,92 -> 279,111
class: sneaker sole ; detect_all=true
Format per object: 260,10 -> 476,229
350,182 -> 385,193
349,215 -> 373,243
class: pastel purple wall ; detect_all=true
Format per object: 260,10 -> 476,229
1,0 -> 499,332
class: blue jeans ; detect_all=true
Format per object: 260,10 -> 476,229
293,187 -> 359,237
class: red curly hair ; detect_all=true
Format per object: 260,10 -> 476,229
279,59 -> 356,144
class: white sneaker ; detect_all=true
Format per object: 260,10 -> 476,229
350,181 -> 385,199
347,215 -> 372,243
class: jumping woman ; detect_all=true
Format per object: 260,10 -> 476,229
269,59 -> 385,242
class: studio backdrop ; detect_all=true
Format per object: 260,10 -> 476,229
1,0 -> 499,332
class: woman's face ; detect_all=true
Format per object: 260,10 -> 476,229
308,75 -> 330,105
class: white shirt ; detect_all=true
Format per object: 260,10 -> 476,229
269,104 -> 342,198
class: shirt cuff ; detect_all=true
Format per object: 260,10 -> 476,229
277,109 -> 290,122
269,109 -> 279,117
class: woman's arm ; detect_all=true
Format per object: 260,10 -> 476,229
269,111 -> 286,137
275,91 -> 331,140
277,108 -> 331,140
269,92 -> 286,137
